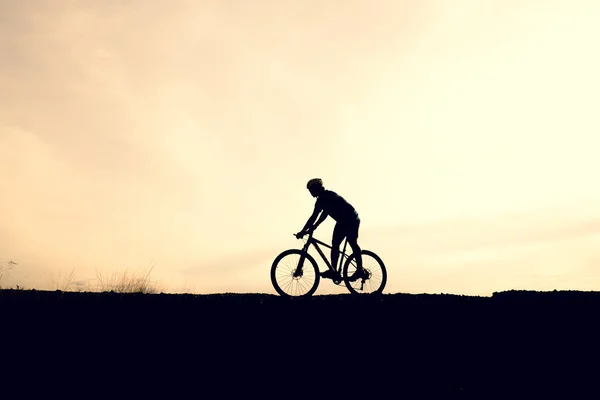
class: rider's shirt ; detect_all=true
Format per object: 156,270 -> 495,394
314,190 -> 359,223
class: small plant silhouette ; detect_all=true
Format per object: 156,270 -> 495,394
0,260 -> 17,288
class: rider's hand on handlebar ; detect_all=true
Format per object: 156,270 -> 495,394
296,227 -> 315,239
295,228 -> 314,239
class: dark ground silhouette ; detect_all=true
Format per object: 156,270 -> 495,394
2,289 -> 599,397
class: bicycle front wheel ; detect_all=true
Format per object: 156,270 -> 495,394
271,249 -> 320,297
342,250 -> 387,295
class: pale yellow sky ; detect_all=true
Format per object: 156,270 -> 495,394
1,1 -> 599,295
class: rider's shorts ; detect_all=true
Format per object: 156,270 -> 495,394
334,212 -> 361,240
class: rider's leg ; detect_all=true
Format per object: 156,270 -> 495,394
331,222 -> 345,273
347,237 -> 363,272
347,219 -> 363,275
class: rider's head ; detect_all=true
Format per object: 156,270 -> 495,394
306,178 -> 324,197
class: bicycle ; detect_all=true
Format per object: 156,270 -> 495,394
270,231 -> 387,297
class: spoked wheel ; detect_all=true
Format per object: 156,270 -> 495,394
271,249 -> 320,297
342,250 -> 387,295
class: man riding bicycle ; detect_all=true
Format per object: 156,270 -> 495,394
296,178 -> 364,282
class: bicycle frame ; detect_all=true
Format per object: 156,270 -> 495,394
296,232 -> 350,274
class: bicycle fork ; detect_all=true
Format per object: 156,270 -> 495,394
293,242 -> 311,277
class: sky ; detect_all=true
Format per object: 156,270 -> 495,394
1,0 -> 600,295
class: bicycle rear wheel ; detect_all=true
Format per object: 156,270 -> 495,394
342,250 -> 387,295
271,249 -> 320,297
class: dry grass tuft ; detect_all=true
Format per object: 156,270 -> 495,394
48,269 -> 76,291
94,265 -> 163,294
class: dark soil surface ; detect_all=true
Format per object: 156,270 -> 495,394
2,289 -> 599,397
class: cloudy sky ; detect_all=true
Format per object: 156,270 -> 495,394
1,0 -> 599,295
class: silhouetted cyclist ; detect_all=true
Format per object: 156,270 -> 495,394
296,178 -> 364,281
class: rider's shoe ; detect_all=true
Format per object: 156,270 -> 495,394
320,269 -> 340,280
347,268 -> 364,282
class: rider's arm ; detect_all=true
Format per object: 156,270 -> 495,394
312,211 -> 328,231
300,208 -> 320,233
